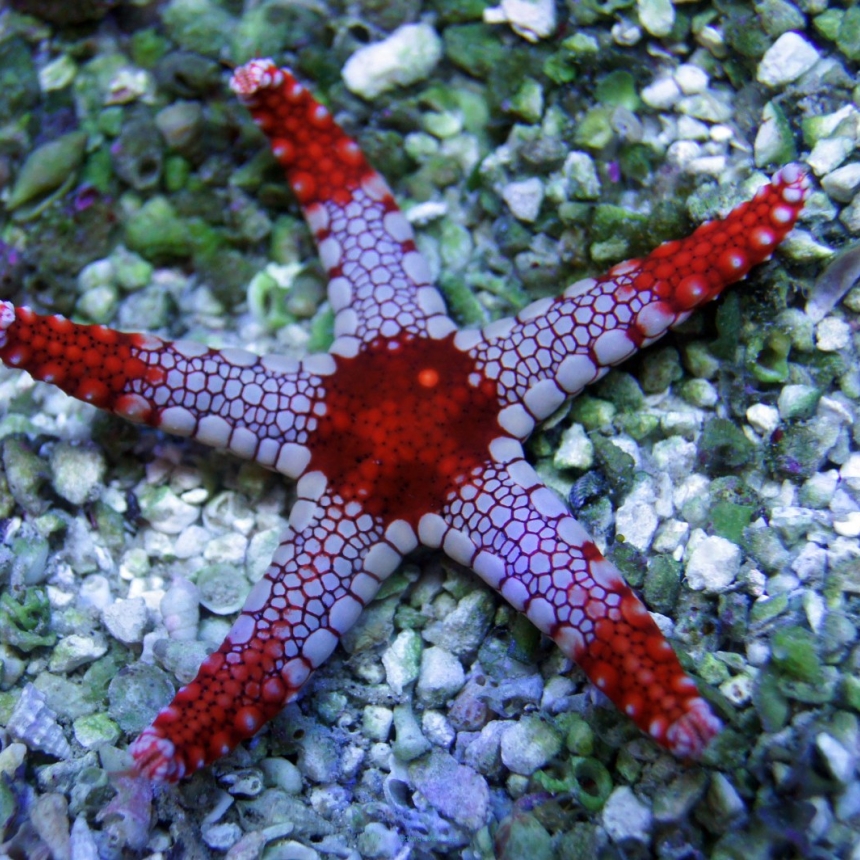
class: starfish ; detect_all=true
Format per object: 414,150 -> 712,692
0,59 -> 809,783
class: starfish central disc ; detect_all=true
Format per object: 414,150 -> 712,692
308,333 -> 502,526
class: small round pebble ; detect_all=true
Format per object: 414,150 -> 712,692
637,0 -> 674,37
107,663 -> 175,732
261,758 -> 303,794
674,63 -> 708,94
197,563 -> 250,614
777,384 -> 820,421
362,706 -> 394,742
642,76 -> 681,109
137,485 -> 200,534
719,673 -> 754,706
421,710 -> 455,748
202,822 -> 242,852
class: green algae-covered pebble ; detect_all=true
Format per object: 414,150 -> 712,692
381,629 -> 422,696
111,246 -> 152,292
698,417 -> 755,475
155,101 -> 204,153
7,131 -> 88,211
49,441 -> 106,506
443,24 -> 507,79
2,436 -> 48,516
752,667 -> 791,733
779,666 -> 838,704
836,7 -> 860,61
595,70 -> 641,111
747,328 -> 791,383
162,0 -> 234,57
771,625 -> 821,682
111,107 -> 163,191
754,101 -> 797,167
197,562 -> 251,615
592,435 -> 635,496
749,592 -> 788,625
124,195 -> 192,262
392,703 -> 431,761
710,500 -> 755,544
571,757 -> 613,812
564,714 -> 595,756
0,37 -> 39,125
73,712 -> 121,749
108,663 -> 175,733
639,346 -> 683,393
643,555 -> 681,614
495,810 -> 553,860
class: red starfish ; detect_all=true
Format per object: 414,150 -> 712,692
0,60 -> 809,783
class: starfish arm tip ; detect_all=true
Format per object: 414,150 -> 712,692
129,727 -> 185,784
664,697 -> 723,760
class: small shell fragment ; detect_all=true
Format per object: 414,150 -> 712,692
70,816 -> 99,860
161,577 -> 200,640
7,683 -> 71,760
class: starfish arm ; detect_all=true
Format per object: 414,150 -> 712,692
131,477 -> 400,782
230,60 -> 455,351
460,165 -> 810,432
0,302 -> 327,477
422,444 -> 721,758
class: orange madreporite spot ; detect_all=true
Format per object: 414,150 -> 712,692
308,333 -> 502,526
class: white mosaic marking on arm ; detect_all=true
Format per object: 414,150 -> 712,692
315,187 -> 456,344
120,340 -> 330,460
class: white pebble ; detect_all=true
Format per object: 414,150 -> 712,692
807,138 -> 853,177
502,177 -> 544,222
834,511 -> 860,538
685,534 -> 741,593
343,23 -> 442,100
757,32 -> 820,87
641,77 -> 681,110
602,786 -> 653,846
815,317 -> 851,351
746,403 -> 780,436
615,498 -> 658,552
102,596 -> 149,644
637,0 -> 674,37
821,162 -> 860,203
840,454 -> 860,491
674,64 -> 709,94
483,0 -> 557,42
